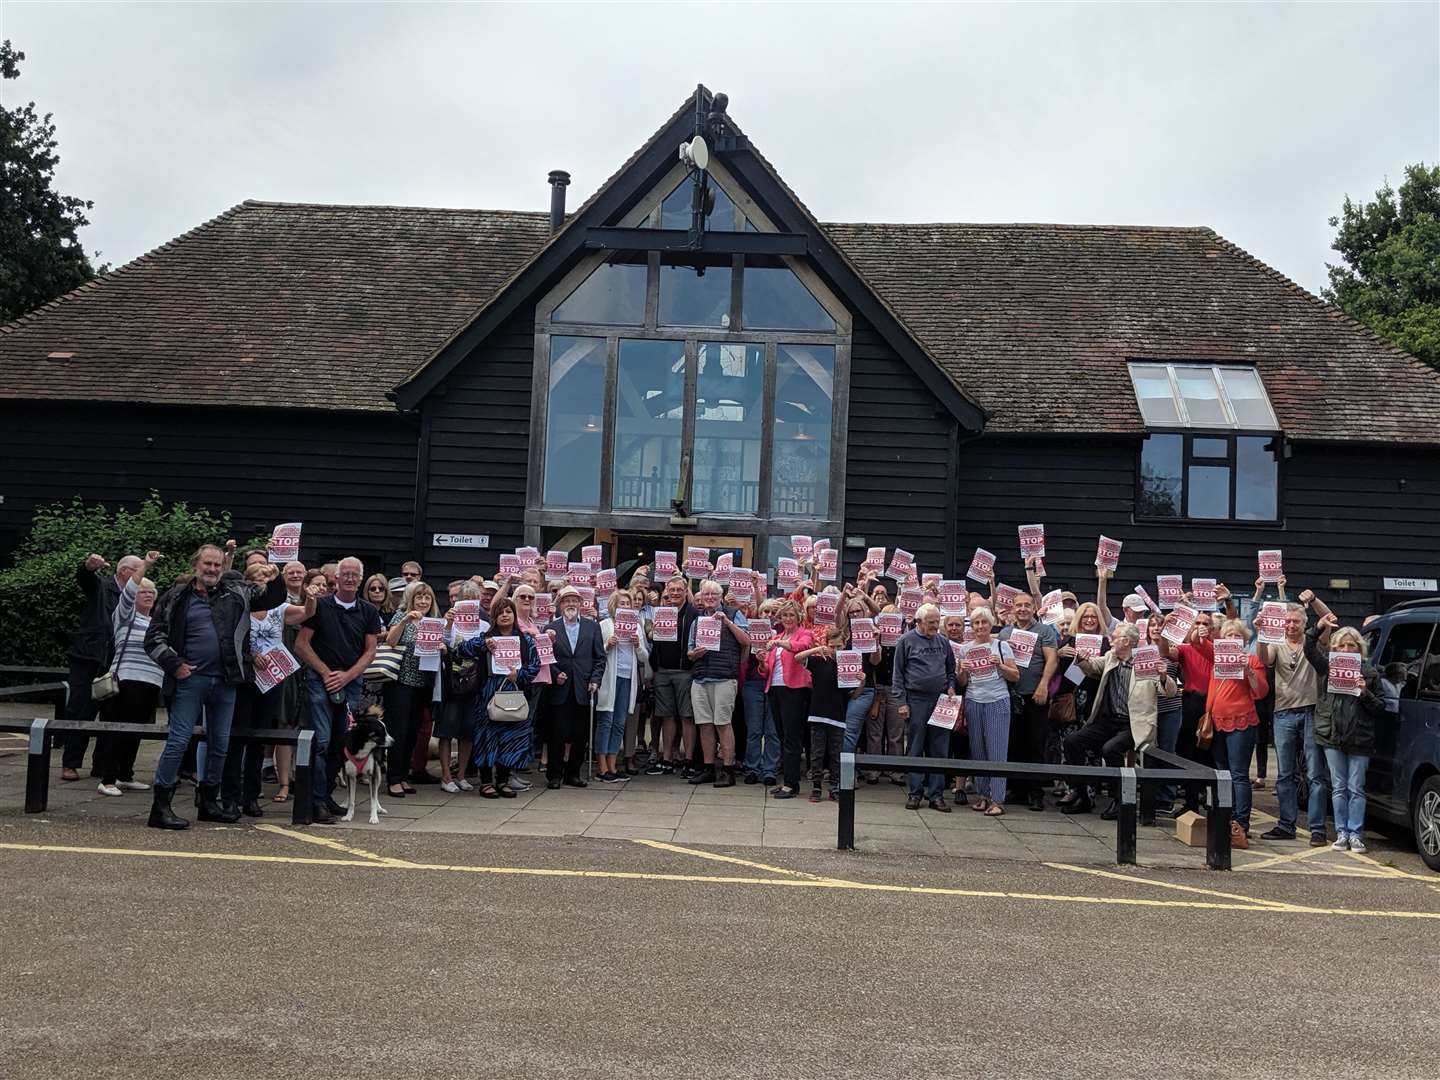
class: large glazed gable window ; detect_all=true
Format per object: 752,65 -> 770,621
530,161 -> 853,551
1131,362 -> 1281,524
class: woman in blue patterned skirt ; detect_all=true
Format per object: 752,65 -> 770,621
456,598 -> 539,799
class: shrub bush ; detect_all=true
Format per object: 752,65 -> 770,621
0,494 -> 265,668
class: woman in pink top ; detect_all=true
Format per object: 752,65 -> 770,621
758,599 -> 817,800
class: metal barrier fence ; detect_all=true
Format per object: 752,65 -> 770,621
0,717 -> 318,826
837,751 -> 1235,870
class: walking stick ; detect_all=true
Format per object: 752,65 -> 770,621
587,697 -> 596,782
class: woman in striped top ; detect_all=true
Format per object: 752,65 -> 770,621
95,551 -> 164,797
1145,614 -> 1185,816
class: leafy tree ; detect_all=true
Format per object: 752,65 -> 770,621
0,495 -> 267,668
1324,164 -> 1440,370
0,40 -> 104,323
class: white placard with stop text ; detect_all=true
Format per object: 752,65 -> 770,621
1255,602 -> 1288,645
817,547 -> 839,582
814,592 -> 838,626
790,535 -> 813,562
1162,604 -> 1198,645
938,580 -> 967,617
1095,535 -> 1122,573
886,548 -> 915,581
532,593 -> 552,622
414,617 -> 447,656
1133,644 -> 1163,681
1018,523 -> 1047,560
613,608 -> 640,642
581,544 -> 604,572
651,606 -> 678,642
491,635 -> 522,676
897,587 -> 923,618
1327,652 -> 1364,696
836,649 -> 864,689
546,550 -> 568,581
1134,585 -> 1162,615
449,600 -> 483,641
595,568 -> 617,600
863,546 -> 886,573
1191,578 -> 1218,613
1008,628 -> 1038,669
1212,638 -> 1246,680
928,695 -> 961,730
515,546 -> 541,570
533,633 -> 555,666
962,641 -> 998,683
966,547 -> 995,583
776,557 -> 800,590
498,553 -> 522,578
1258,549 -> 1283,584
849,617 -> 877,653
695,615 -> 722,651
653,551 -> 678,583
729,573 -> 754,603
1157,575 -> 1184,609
1040,589 -> 1065,625
994,584 -> 1023,615
877,612 -> 905,646
267,523 -> 302,565
254,644 -> 300,693
567,563 -> 595,589
747,618 -> 774,649
714,552 -> 734,585
1074,633 -> 1104,659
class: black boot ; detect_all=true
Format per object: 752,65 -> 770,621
241,798 -> 265,818
197,783 -> 241,823
148,783 -> 190,830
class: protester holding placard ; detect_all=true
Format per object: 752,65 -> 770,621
380,581 -> 443,798
892,604 -> 962,812
145,544 -> 291,829
1062,623 -> 1177,819
595,591 -> 650,784
864,606 -> 906,784
759,599 -> 816,799
1253,595 -> 1328,843
1202,618 -> 1270,844
645,577 -> 698,776
219,562 -> 317,817
1305,613 -> 1390,852
435,582 -> 488,793
685,580 -> 750,786
837,594 -> 881,770
999,592 -> 1059,811
455,599 -> 540,798
801,626 -> 850,801
955,608 -> 1019,817
740,607 -> 780,787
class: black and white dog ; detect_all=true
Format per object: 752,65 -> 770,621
338,712 -> 394,825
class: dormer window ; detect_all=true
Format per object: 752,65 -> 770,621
1130,362 -> 1282,523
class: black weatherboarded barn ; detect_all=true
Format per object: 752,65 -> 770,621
2,87 -> 1438,618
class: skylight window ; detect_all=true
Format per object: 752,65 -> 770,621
1128,363 -> 1279,430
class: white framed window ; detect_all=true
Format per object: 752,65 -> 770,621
1127,362 -> 1279,430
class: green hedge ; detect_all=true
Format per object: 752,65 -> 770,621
0,494 -> 266,668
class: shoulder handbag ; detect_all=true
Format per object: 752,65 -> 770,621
365,644 -> 403,682
488,688 -> 530,723
92,601 -> 139,703
1196,711 -> 1215,749
1048,692 -> 1077,728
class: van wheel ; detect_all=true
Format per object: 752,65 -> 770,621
1415,776 -> 1440,873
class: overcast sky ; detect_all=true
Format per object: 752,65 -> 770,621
4,2 -> 1436,295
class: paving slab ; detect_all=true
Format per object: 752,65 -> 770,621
590,810 -> 686,829
583,823 -> 677,841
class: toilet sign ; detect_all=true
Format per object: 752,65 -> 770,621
1383,577 -> 1438,592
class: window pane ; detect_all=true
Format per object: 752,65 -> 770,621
1235,435 -> 1278,520
543,336 -> 607,508
1378,622 -> 1435,699
659,259 -> 732,328
772,344 -> 834,517
658,177 -> 750,231
694,343 -> 764,514
1219,367 -> 1279,429
1187,465 -> 1231,518
1138,434 -> 1183,517
613,340 -> 686,511
1422,625 -> 1440,702
742,265 -> 835,331
1129,365 -> 1181,426
553,261 -> 646,326
1193,437 -> 1229,459
1174,367 -> 1230,427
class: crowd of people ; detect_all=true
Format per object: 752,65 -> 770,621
57,536 -> 1393,853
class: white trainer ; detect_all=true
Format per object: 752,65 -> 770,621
96,782 -> 123,797
456,778 -> 473,791
1331,833 -> 1350,851
115,780 -> 150,792
440,780 -> 460,794
1348,833 -> 1367,853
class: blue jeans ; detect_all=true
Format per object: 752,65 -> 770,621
1324,749 -> 1369,836
1156,705 -> 1183,807
1212,724 -> 1258,831
904,694 -> 948,800
843,688 -> 876,756
155,673 -> 237,788
595,676 -> 631,756
306,670 -> 365,803
742,679 -> 778,778
1274,707 -> 1329,835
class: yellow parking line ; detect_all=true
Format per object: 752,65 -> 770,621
632,838 -> 826,880
1043,862 -> 1307,911
2,839 -> 1438,920
1234,846 -> 1335,872
253,823 -> 416,866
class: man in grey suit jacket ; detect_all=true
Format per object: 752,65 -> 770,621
544,586 -> 607,788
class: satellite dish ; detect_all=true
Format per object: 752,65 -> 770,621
678,135 -> 710,172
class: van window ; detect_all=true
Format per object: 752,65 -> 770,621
1378,622 -> 1437,700
1421,625 -> 1440,702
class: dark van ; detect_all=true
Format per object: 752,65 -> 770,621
1363,600 -> 1440,872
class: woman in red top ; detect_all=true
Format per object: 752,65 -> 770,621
1204,618 -> 1269,843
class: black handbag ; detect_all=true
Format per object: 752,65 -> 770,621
447,654 -> 481,697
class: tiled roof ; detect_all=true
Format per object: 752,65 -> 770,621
2,201 -> 1436,440
822,221 -> 1440,441
0,201 -> 552,412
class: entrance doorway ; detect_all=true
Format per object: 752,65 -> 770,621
597,529 -> 755,585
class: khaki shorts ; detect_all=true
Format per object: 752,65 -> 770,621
691,679 -> 737,726
652,669 -> 694,719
